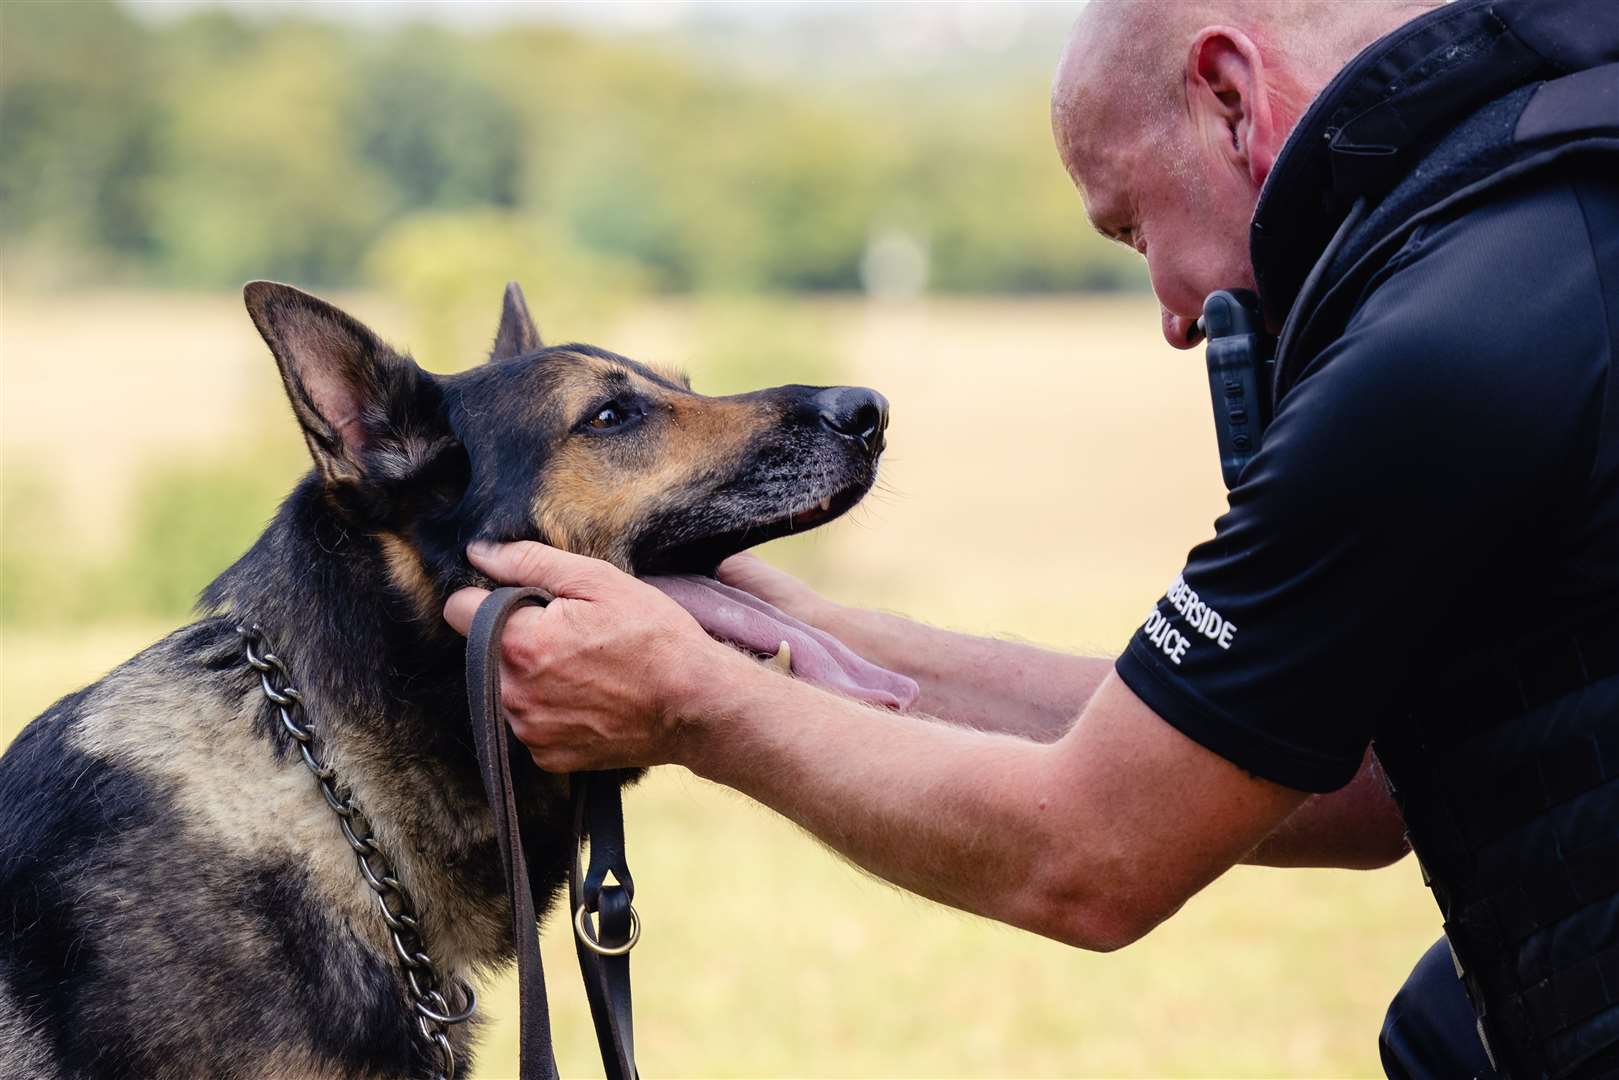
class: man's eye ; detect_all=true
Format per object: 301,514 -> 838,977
587,404 -> 626,430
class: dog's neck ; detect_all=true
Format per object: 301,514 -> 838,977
199,473 -> 570,974
202,473 -> 473,761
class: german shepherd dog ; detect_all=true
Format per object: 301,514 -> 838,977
0,282 -> 888,1079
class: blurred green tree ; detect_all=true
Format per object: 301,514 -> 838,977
141,18 -> 388,285
0,5 -> 1145,296
349,29 -> 523,214
364,208 -> 649,365
0,0 -> 162,274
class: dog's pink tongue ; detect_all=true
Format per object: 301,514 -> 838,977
646,575 -> 919,710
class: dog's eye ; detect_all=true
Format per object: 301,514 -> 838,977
585,402 -> 631,431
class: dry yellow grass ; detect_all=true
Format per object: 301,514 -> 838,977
1,291 -> 1436,1077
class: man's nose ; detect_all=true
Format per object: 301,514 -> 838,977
1162,309 -> 1205,351
812,386 -> 889,454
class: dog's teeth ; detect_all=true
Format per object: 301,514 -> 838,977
768,640 -> 792,673
818,497 -> 832,512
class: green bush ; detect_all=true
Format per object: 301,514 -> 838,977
364,209 -> 651,365
118,458 -> 296,619
0,452 -> 299,627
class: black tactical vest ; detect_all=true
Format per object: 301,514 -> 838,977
1250,2 -> 1619,1075
1378,635 -> 1619,1078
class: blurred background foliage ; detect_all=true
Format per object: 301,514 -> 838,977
0,0 -> 1143,298
0,0 -> 1147,631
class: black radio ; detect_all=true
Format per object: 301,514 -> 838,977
1200,289 -> 1276,491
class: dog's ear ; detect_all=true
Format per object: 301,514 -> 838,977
244,281 -> 454,492
489,281 -> 542,362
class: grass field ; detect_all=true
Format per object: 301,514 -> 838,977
1,291 -> 1438,1077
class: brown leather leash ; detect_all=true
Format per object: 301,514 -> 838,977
466,586 -> 640,1080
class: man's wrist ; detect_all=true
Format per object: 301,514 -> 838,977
663,640 -> 770,775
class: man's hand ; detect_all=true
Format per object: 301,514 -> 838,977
443,541 -> 737,772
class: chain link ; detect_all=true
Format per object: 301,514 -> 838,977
238,623 -> 476,1080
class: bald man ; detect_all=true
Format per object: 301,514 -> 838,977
447,1 -> 1619,1075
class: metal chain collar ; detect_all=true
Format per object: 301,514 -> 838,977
238,623 -> 476,1080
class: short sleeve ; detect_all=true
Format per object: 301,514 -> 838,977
1115,176 -> 1610,792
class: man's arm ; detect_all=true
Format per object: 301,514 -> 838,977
446,541 -> 1310,951
718,553 -> 1111,741
678,659 -> 1307,949
822,608 -> 1112,741
810,621 -> 1410,870
719,554 -> 1410,869
1244,748 -> 1408,868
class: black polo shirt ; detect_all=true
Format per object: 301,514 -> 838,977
1115,164 -> 1619,793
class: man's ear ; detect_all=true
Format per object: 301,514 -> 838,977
243,281 -> 452,490
490,281 -> 542,362
1186,27 -> 1281,190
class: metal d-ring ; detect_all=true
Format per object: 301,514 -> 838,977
574,902 -> 641,957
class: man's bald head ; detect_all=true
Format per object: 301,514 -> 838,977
1050,0 -> 1441,348
1053,1 -> 1423,160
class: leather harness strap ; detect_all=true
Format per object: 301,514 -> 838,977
466,586 -> 640,1080
465,586 -> 559,1080
569,772 -> 638,1080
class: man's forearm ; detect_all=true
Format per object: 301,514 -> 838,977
822,604 -> 1112,740
826,607 -> 1410,872
673,655 -> 1305,953
675,648 -> 1082,939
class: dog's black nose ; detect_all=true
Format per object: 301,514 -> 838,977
813,387 -> 889,454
